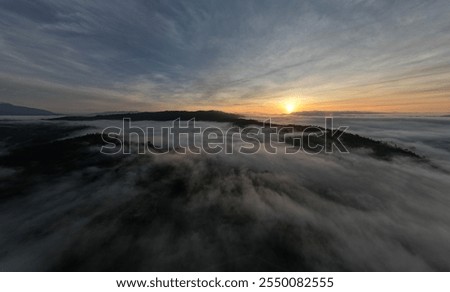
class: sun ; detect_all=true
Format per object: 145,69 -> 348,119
285,103 -> 296,114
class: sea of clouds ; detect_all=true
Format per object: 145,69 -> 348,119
0,115 -> 449,271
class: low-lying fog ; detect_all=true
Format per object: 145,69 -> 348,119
0,114 -> 449,271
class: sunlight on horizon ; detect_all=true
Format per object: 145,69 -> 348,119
285,103 -> 295,114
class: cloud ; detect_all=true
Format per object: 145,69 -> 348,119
0,118 -> 449,271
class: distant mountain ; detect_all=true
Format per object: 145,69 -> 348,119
51,110 -> 240,122
0,103 -> 55,116
89,111 -> 140,116
292,111 -> 384,116
51,110 -> 421,160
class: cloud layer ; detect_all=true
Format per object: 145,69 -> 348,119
0,117 -> 449,271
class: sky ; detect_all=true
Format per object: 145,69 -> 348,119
0,0 -> 449,114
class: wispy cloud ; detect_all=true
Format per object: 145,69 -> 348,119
0,0 -> 449,113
